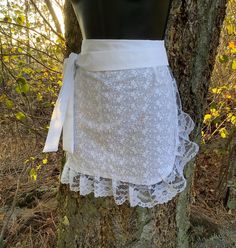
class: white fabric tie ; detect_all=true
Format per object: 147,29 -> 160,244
43,52 -> 79,153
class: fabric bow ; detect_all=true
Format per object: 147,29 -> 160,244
42,52 -> 79,153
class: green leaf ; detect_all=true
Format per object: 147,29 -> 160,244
16,77 -> 27,84
3,56 -> 9,63
218,54 -> 229,63
15,111 -> 26,121
43,101 -> 52,108
17,47 -> 23,53
62,215 -> 70,225
15,77 -> 30,94
15,84 -> 29,94
209,102 -> 217,109
212,117 -> 221,125
16,15 -> 25,25
5,99 -> 14,109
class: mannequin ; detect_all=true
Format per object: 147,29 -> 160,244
70,0 -> 172,40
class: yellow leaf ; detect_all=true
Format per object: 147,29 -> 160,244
210,109 -> 219,118
57,80 -> 63,86
15,111 -> 26,121
230,116 -> 236,125
30,168 -> 37,181
211,87 -> 221,94
226,24 -> 236,34
219,127 -> 228,138
231,48 -> 236,53
225,93 -> 232,99
24,159 -> 30,164
42,158 -> 48,165
37,93 -> 43,101
203,114 -> 212,123
3,56 -> 10,63
0,94 -> 7,102
16,15 -> 25,25
232,60 -> 236,70
228,41 -> 236,49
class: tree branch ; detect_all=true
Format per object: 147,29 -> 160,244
0,21 -> 65,45
44,0 -> 62,35
29,0 -> 64,41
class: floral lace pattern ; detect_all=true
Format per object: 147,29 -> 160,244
60,65 -> 199,208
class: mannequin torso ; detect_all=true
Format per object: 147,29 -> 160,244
70,0 -> 172,40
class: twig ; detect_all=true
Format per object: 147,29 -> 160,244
0,27 -> 63,62
0,52 -> 60,73
1,61 -> 17,80
0,21 -> 64,45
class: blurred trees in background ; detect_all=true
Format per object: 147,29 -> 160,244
204,0 -> 236,142
0,0 -> 65,143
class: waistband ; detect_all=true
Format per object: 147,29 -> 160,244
77,39 -> 169,71
42,39 -> 169,153
81,39 -> 166,52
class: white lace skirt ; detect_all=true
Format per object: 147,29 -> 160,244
43,39 -> 199,208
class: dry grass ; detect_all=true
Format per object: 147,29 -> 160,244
0,133 -> 62,248
190,138 -> 236,247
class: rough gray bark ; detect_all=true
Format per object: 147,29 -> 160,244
57,1 -> 227,247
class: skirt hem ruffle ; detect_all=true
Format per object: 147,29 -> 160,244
60,74 -> 199,208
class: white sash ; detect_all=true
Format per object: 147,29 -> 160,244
42,39 -> 169,153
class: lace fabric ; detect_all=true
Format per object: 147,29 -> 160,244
60,65 -> 199,208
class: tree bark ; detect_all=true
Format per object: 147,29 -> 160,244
57,1 -> 227,247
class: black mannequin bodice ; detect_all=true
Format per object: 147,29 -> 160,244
70,0 -> 172,40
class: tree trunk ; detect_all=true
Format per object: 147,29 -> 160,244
57,1 -> 227,247
216,128 -> 236,209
